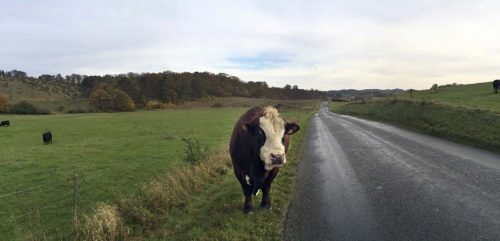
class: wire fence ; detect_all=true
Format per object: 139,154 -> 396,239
0,180 -> 61,199
5,196 -> 73,223
0,169 -> 112,240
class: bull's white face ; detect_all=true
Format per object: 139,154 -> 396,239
258,108 -> 286,170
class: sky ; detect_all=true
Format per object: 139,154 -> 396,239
1,0 -> 500,90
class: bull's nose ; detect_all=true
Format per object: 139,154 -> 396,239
270,154 -> 284,165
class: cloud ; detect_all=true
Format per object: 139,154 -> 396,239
1,0 -> 500,90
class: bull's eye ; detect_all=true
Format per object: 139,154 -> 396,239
281,136 -> 285,145
256,128 -> 266,144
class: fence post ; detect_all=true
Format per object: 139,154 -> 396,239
73,173 -> 78,232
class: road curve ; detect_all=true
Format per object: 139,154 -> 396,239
283,102 -> 500,241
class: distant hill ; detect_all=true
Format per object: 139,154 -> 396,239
0,70 -> 325,113
0,71 -> 88,113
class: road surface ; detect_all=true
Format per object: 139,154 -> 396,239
283,102 -> 500,241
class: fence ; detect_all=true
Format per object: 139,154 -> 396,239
0,170 -> 106,240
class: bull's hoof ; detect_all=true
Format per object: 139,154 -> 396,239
261,202 -> 272,209
243,206 -> 254,214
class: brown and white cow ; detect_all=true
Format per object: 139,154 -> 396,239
230,106 -> 300,213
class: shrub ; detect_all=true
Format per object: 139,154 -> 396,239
89,84 -> 135,112
181,137 -> 209,165
160,102 -> 176,109
113,90 -> 135,111
11,101 -> 37,114
10,101 -> 50,115
145,100 -> 176,110
145,99 -> 161,110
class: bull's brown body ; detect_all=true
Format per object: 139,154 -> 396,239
229,106 -> 298,213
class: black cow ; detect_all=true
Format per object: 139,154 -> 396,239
229,106 -> 300,213
42,131 -> 52,144
0,120 -> 9,127
494,79 -> 500,94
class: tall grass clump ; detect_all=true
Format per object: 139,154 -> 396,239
181,137 -> 210,165
77,203 -> 128,241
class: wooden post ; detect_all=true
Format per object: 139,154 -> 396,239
73,173 -> 78,231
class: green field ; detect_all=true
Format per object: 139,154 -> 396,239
0,108 -> 247,240
0,101 -> 317,241
401,82 -> 500,112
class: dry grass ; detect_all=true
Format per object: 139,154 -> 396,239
77,203 -> 128,241
80,150 -> 232,239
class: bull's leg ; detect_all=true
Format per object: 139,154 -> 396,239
234,169 -> 254,213
240,182 -> 254,213
261,170 -> 279,209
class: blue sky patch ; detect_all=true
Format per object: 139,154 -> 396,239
227,52 -> 293,70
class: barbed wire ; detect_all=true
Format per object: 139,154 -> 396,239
0,166 -> 111,199
0,180 -> 63,199
0,167 -> 128,225
5,196 -> 73,222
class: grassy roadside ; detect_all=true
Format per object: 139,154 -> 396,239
331,99 -> 500,153
78,108 -> 316,241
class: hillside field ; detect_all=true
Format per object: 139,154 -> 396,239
331,82 -> 500,153
0,76 -> 88,113
401,82 -> 500,112
0,101 -> 317,240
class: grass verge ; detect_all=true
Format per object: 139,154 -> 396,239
332,98 -> 500,153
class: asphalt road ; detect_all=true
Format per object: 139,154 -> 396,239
283,102 -> 500,241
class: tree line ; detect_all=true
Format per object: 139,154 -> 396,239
0,70 -> 325,112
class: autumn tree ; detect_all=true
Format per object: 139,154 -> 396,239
89,84 -> 135,112
113,89 -> 135,111
0,95 -> 9,113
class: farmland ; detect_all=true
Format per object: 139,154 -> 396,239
0,100 -> 317,240
401,82 -> 500,112
0,108 -> 244,240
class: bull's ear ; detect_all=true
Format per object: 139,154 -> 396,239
285,122 -> 300,135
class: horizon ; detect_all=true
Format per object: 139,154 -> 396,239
1,0 -> 500,91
